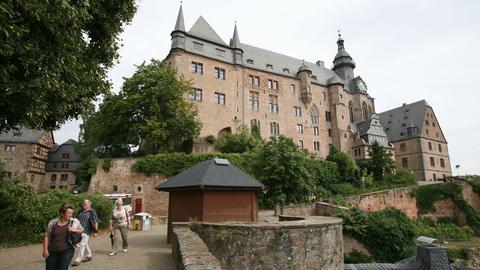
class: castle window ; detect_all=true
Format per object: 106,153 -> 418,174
61,163 -> 69,169
189,88 -> 203,101
268,95 -> 279,113
311,75 -> 317,80
293,106 -> 302,117
267,79 -> 278,90
270,122 -> 280,135
400,143 -> 406,152
249,75 -> 260,86
214,92 -> 226,105
402,157 -> 408,168
425,120 -> 429,126
296,124 -> 304,134
362,102 -> 368,121
298,140 -> 304,149
266,64 -> 273,69
348,102 -> 354,123
2,157 -> 13,166
4,145 -> 16,152
440,158 -> 445,168
314,141 -> 320,151
433,173 -> 437,181
430,157 -> 435,167
310,105 -> 319,124
249,91 -> 260,111
328,129 -> 332,137
313,126 -> 319,135
432,122 -> 436,127
250,119 -> 261,131
323,92 -> 326,101
214,67 -> 226,80
193,41 -> 204,51
291,84 -> 296,94
113,185 -> 118,192
191,61 -> 203,74
215,48 -> 225,57
283,68 -> 290,73
428,142 -> 432,150
426,129 -> 429,135
325,111 -> 331,122
438,144 -> 442,152
51,174 -> 57,181
62,153 -> 70,159
247,59 -> 254,65
61,174 -> 68,181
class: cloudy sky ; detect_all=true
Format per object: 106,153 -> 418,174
55,0 -> 480,175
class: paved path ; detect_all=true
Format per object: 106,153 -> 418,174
0,224 -> 175,270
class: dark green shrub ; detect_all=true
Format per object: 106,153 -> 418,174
384,169 -> 416,186
344,250 -> 373,263
330,183 -> 358,197
447,248 -> 469,263
102,158 -> 112,172
413,219 -> 473,240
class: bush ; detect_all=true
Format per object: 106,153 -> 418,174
344,250 -> 373,263
330,183 -> 358,197
214,125 -> 263,153
0,181 -> 113,247
413,218 -> 473,240
384,169 -> 416,186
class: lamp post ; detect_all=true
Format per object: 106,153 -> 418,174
455,164 -> 460,177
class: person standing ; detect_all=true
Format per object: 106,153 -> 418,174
108,198 -> 130,256
43,203 -> 84,270
72,199 -> 99,266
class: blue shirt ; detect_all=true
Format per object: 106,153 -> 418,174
77,209 -> 99,236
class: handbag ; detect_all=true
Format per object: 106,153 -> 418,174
68,219 -> 82,246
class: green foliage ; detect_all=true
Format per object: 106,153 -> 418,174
344,250 -> 374,263
214,125 -> 263,153
365,142 -> 396,181
327,146 -> 360,185
132,152 -> 256,177
0,181 -> 113,247
204,135 -> 215,145
252,136 -> 316,207
330,183 -> 358,197
102,158 -> 112,173
0,0 -> 137,132
413,183 -> 480,234
80,60 -> 202,157
336,207 -> 416,262
447,248 -> 469,263
467,177 -> 480,195
74,156 -> 98,192
384,169 -> 416,186
413,218 -> 473,240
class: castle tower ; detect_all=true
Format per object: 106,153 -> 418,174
297,62 -> 312,105
332,33 -> 355,83
171,4 -> 186,50
230,23 -> 243,66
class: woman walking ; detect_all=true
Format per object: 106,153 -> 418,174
109,198 -> 130,256
43,203 -> 84,270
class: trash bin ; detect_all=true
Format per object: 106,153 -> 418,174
133,212 -> 152,231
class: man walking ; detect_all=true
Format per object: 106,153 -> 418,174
72,199 -> 99,267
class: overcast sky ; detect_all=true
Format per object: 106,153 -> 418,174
55,0 -> 480,175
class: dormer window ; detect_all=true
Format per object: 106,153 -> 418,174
246,59 -> 254,65
311,75 -> 317,80
215,48 -> 225,57
266,64 -> 273,70
283,68 -> 290,73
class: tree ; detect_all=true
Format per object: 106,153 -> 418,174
80,60 -> 202,156
0,0 -> 137,132
327,145 -> 360,185
214,125 -> 263,153
366,141 -> 396,181
252,135 -> 315,208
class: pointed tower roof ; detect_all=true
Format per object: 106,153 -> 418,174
188,16 -> 227,46
297,61 -> 312,74
173,4 -> 185,32
333,33 -> 356,69
230,23 -> 242,50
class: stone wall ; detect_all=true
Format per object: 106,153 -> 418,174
281,203 -> 317,217
89,158 -> 169,217
172,226 -> 222,270
189,217 -> 344,270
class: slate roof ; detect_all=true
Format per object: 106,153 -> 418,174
356,114 -> 391,148
156,158 -> 264,191
178,15 -> 347,89
346,245 -> 451,270
0,128 -> 46,143
46,139 -> 81,172
378,100 -> 429,142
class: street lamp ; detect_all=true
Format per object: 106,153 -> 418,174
455,164 -> 460,177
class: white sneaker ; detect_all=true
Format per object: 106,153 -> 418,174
123,249 -> 127,253
108,252 -> 116,256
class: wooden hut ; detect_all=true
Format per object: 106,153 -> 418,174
155,158 -> 264,242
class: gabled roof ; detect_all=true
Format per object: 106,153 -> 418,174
156,158 -> 264,191
378,100 -> 429,142
188,16 -> 227,46
0,128 -> 47,143
356,114 -> 391,148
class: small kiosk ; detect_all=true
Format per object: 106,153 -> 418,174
156,158 -> 264,242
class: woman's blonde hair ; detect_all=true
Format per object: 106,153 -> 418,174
115,198 -> 123,206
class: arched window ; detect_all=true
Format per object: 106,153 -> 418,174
310,104 -> 319,125
368,105 -> 373,118
362,102 -> 368,121
348,102 -> 354,123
